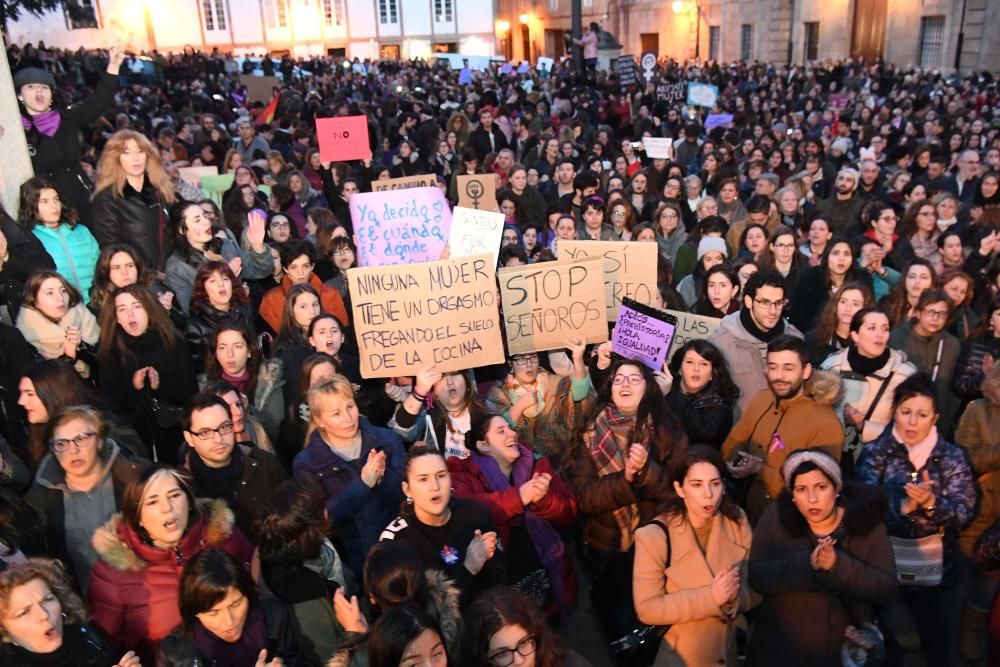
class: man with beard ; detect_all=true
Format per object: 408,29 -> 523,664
721,335 -> 844,523
816,167 -> 866,236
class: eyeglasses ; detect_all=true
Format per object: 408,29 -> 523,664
489,635 -> 537,667
922,308 -> 949,320
189,422 -> 234,441
51,431 -> 97,454
878,215 -> 898,222
754,298 -> 788,310
612,374 -> 645,386
512,355 -> 539,367
772,242 -> 795,250
270,221 -> 290,229
332,248 -> 354,257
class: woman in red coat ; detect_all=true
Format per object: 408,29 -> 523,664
86,465 -> 255,666
448,414 -> 578,613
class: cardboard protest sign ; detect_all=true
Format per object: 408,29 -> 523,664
316,115 -> 371,163
178,166 -> 218,186
448,207 -> 505,267
348,254 -> 505,378
239,75 -> 280,104
686,82 -> 719,108
499,257 -> 608,355
556,240 -> 658,320
612,299 -> 678,371
666,310 -> 721,360
350,187 -> 452,267
705,113 -> 734,130
642,137 -> 674,160
199,174 -> 235,192
457,174 -> 497,211
372,174 -> 439,192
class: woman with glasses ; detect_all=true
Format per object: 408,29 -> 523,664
888,290 -> 962,434
756,225 -> 801,293
0,559 -> 141,667
485,337 -> 591,460
564,359 -> 686,663
265,212 -> 294,249
25,406 -> 146,591
87,466 -> 254,666
463,587 -> 590,667
855,202 -> 915,272
899,201 -> 940,267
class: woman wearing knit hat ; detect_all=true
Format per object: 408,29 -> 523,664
746,448 -> 897,666
676,236 -> 728,308
15,47 -> 125,228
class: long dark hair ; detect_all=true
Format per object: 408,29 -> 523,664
668,339 -> 740,401
811,281 -> 875,345
658,445 -> 742,522
369,602 -> 449,667
120,465 -> 199,545
178,549 -> 258,633
97,284 -> 179,365
204,320 -> 262,397
255,478 -> 333,563
463,587 -> 569,667
969,295 -> 1000,341
570,358 -> 685,475
90,243 -> 157,312
17,176 -> 77,228
363,540 -> 430,613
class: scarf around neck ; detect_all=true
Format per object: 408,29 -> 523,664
591,405 -> 643,548
22,109 -> 62,137
847,345 -> 890,377
740,306 -> 785,343
222,368 -> 252,395
192,602 -> 267,666
470,443 -> 568,605
190,445 -> 244,498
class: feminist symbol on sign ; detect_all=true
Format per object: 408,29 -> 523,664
465,180 -> 484,209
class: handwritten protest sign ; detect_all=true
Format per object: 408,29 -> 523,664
642,137 -> 674,160
449,207 -> 505,266
557,240 -> 658,320
348,254 -> 505,378
612,299 -> 678,371
457,174 -> 497,211
655,81 -> 686,105
316,115 -> 371,163
239,75 -> 280,104
705,113 -> 734,130
616,55 -> 639,92
350,187 -> 452,267
687,82 -> 719,108
666,310 -> 720,360
537,57 -> 554,72
373,174 -> 438,192
499,257 -> 608,355
178,166 -> 217,186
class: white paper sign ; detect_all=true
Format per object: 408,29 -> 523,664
537,57 -> 554,72
448,206 -> 506,267
643,137 -> 674,160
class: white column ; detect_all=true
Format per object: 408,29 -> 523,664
0,37 -> 35,216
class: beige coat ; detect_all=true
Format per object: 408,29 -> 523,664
956,400 -> 1000,556
633,510 -> 759,667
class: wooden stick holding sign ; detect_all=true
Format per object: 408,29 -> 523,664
612,298 -> 678,371
556,240 -> 658,320
457,174 -> 498,211
499,256 -> 608,355
373,174 -> 438,192
348,254 -> 505,378
316,116 -> 371,163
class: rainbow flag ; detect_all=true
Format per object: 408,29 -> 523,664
255,91 -> 280,126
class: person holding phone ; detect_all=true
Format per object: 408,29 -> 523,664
633,445 -> 758,667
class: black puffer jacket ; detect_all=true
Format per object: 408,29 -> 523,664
23,72 -> 118,228
0,211 -> 55,319
184,301 -> 256,373
92,179 -> 173,271
0,623 -> 123,666
953,334 -> 1000,402
665,384 -> 734,450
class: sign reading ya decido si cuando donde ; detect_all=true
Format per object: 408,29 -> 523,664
350,187 -> 452,267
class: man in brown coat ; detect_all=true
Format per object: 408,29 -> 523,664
722,335 -> 844,523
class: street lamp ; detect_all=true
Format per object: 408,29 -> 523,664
520,13 -> 530,24
671,0 -> 703,61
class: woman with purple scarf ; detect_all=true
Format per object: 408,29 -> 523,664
14,47 -> 125,228
448,414 -> 579,616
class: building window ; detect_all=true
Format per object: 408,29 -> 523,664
65,0 -> 99,29
708,26 -> 720,61
265,0 -> 288,27
203,0 -> 227,30
379,0 -> 398,24
549,0 -> 558,10
583,0 -> 592,6
322,0 -> 345,25
740,24 -> 753,61
434,0 -> 453,22
804,22 -> 819,61
918,16 -> 945,68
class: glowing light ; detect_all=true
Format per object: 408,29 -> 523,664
497,20 -> 511,32
672,0 -> 686,12
519,13 -> 530,24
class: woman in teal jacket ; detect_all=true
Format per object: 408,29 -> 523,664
18,177 -> 100,303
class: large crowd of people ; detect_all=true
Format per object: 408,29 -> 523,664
0,35 -> 999,666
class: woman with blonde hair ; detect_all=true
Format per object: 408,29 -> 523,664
91,129 -> 177,271
0,559 -> 140,666
292,375 -> 405,575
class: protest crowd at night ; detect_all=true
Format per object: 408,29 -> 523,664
2,27 -> 1000,666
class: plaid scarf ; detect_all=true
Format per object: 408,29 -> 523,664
590,405 -> 643,549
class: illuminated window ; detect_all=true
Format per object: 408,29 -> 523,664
203,0 -> 227,31
379,0 -> 398,24
323,0 -> 345,25
65,0 -> 99,29
919,16 -> 945,68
